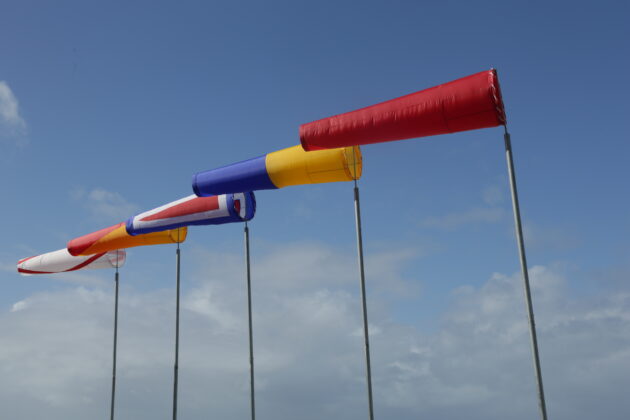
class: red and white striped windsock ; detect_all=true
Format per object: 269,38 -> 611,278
17,249 -> 126,275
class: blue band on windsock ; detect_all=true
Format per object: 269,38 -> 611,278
192,155 -> 277,197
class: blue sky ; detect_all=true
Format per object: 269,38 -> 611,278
1,1 -> 629,419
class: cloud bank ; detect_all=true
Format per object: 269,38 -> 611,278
1,244 -> 629,419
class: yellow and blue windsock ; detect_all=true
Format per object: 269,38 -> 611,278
192,145 -> 362,196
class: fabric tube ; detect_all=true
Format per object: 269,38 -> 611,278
17,249 -> 126,275
68,223 -> 187,256
126,193 -> 256,235
300,69 -> 506,150
192,156 -> 275,197
193,145 -> 361,196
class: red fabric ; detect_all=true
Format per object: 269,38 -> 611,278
65,252 -> 107,271
67,223 -> 123,256
17,252 -> 106,274
300,69 -> 506,150
140,196 -> 220,222
18,268 -> 54,274
17,256 -> 35,265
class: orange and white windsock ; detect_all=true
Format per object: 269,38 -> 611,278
17,249 -> 126,275
67,223 -> 186,256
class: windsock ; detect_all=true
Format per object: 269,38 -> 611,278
17,249 -> 125,275
300,69 -> 506,150
193,144 -> 361,196
126,193 -> 256,235
68,223 -> 186,256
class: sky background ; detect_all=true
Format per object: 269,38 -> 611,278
1,0 -> 629,419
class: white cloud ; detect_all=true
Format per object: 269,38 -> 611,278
0,81 -> 25,128
420,181 -> 509,230
421,207 -> 505,230
0,81 -> 27,144
10,300 -> 29,312
71,187 -> 139,223
1,244 -> 629,419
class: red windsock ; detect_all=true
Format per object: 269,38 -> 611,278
300,69 -> 506,151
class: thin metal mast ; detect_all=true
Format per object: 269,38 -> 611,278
504,126 -> 549,420
172,241 -> 181,420
244,221 -> 256,420
110,258 -> 120,420
353,173 -> 375,420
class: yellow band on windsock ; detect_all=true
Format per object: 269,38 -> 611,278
265,145 -> 362,188
76,225 -> 187,256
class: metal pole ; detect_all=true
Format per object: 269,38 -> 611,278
244,222 -> 256,420
353,181 -> 375,420
172,242 -> 181,420
504,128 -> 549,420
110,262 -> 119,420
